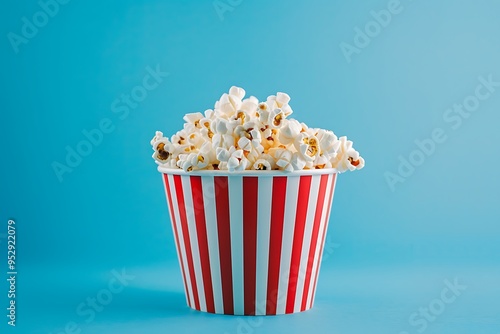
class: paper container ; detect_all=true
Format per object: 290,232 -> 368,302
158,167 -> 337,315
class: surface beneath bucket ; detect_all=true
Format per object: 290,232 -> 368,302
13,262 -> 500,334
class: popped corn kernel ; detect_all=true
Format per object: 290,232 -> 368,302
151,86 -> 364,173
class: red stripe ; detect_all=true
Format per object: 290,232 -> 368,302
285,175 -> 312,313
300,174 -> 329,311
309,174 -> 337,308
173,175 -> 201,310
214,176 -> 234,314
163,174 -> 191,307
243,176 -> 259,315
190,176 -> 215,313
266,176 -> 288,315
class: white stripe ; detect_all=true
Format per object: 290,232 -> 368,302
322,176 -> 337,240
163,176 -> 190,306
255,176 -> 273,315
276,176 -> 300,314
306,174 -> 334,309
228,176 -> 244,315
328,175 -> 338,217
293,174 -> 321,312
168,174 -> 194,308
202,175 -> 224,314
182,175 -> 206,312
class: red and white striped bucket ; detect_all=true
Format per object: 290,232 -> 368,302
159,167 -> 337,315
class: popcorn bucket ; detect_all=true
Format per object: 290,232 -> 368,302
159,167 -> 337,315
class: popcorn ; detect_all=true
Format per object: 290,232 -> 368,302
204,109 -> 216,119
276,92 -> 291,106
230,110 -> 252,127
312,153 -> 333,169
240,96 -> 259,114
330,136 -> 365,172
258,108 -> 271,125
271,148 -> 306,172
151,86 -> 365,173
216,147 -> 249,172
267,92 -> 293,116
252,153 -> 276,170
258,107 -> 288,129
151,136 -> 176,165
268,109 -> 287,129
211,118 -> 235,150
183,112 -> 204,128
215,87 -> 244,117
227,150 -> 249,171
186,130 -> 206,148
235,121 -> 262,151
260,125 -> 280,150
294,132 -> 320,162
180,142 -> 215,172
257,102 -> 269,115
278,119 -> 302,145
150,131 -> 165,146
253,159 -> 272,170
176,153 -> 191,171
171,129 -> 188,146
229,86 -> 246,100
316,129 -> 339,155
243,145 -> 265,166
199,118 -> 214,139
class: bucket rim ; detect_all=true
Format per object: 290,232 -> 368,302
157,166 -> 338,176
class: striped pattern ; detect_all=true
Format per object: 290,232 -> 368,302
162,172 -> 337,315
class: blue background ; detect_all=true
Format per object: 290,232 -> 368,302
1,0 -> 500,333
